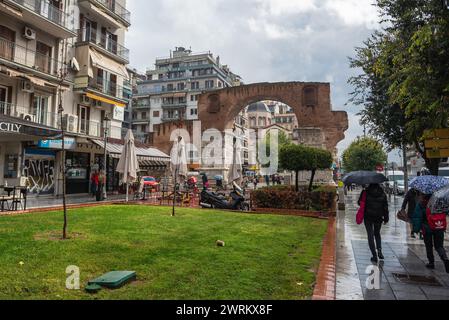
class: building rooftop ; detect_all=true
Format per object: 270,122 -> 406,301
247,102 -> 271,114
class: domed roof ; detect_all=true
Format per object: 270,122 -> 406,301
247,102 -> 271,113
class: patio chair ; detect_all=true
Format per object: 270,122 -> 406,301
11,187 -> 27,211
0,189 -> 13,212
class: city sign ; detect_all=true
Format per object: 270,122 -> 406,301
0,122 -> 22,133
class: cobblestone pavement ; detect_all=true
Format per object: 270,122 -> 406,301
337,190 -> 449,300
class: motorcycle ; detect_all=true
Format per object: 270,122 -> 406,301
200,182 -> 250,211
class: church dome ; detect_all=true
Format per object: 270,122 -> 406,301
247,102 -> 271,113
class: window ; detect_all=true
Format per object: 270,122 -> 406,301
191,81 -> 199,90
141,112 -> 147,119
158,74 -> 164,79
36,42 -> 52,73
177,82 -> 185,91
32,95 -> 49,125
153,111 -> 160,118
167,84 -> 174,91
205,80 -> 214,89
0,26 -> 15,60
190,108 -> 197,116
4,154 -> 18,179
190,94 -> 199,102
303,86 -> 318,107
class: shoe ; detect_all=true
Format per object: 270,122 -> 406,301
378,250 -> 385,260
444,260 -> 449,274
371,257 -> 378,264
426,263 -> 435,270
411,233 -> 416,239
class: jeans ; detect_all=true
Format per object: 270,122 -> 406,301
424,230 -> 448,264
365,220 -> 383,257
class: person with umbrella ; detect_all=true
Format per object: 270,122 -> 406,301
412,192 -> 449,273
400,189 -> 419,238
344,171 -> 389,263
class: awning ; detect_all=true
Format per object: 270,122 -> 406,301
90,139 -> 171,162
86,92 -> 126,107
90,48 -> 129,79
0,113 -> 62,140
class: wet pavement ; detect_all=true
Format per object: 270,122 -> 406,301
336,189 -> 449,300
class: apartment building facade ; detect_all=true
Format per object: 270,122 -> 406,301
131,47 -> 243,142
0,0 -> 134,196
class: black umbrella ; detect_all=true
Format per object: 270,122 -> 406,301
342,171 -> 387,186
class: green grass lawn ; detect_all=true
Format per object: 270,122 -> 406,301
0,205 -> 327,300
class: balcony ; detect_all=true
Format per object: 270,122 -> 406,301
4,0 -> 76,38
162,102 -> 187,109
0,102 -> 59,128
162,115 -> 185,122
77,28 -> 129,63
79,0 -> 131,28
0,36 -> 64,79
88,77 -> 125,100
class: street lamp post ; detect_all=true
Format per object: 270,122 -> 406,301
58,95 -> 68,240
103,115 -> 111,201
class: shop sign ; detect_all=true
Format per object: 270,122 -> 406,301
38,138 -> 77,150
113,105 -> 125,122
0,122 -> 22,133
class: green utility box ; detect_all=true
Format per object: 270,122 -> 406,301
88,271 -> 136,289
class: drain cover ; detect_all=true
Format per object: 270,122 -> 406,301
392,273 -> 443,287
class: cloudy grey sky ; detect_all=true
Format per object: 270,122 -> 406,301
126,0 -> 397,160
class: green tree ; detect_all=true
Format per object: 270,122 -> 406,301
342,137 -> 387,173
280,144 -> 333,192
349,0 -> 449,175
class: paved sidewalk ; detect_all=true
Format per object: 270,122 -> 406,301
26,194 -> 127,209
337,190 -> 449,300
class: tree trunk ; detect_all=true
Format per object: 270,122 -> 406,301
295,171 -> 299,192
425,157 -> 440,176
309,169 -> 316,192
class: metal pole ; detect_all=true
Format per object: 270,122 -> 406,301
103,119 -> 108,201
59,92 -> 67,240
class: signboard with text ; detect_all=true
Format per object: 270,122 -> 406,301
38,138 -> 77,150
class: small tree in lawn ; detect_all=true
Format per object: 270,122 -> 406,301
308,148 -> 333,192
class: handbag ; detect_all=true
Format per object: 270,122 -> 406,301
397,209 -> 410,223
356,191 -> 367,225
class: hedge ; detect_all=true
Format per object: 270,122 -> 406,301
251,186 -> 337,212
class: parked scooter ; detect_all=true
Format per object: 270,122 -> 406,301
200,182 -> 250,211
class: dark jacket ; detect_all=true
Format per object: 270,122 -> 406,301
402,189 -> 417,218
359,185 -> 389,223
411,202 -> 431,235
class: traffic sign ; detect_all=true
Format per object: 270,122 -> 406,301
426,149 -> 449,159
425,139 -> 449,149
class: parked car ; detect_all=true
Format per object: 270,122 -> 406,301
141,176 -> 159,190
395,180 -> 405,195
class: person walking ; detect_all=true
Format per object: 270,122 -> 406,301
401,188 -> 419,238
96,170 -> 106,201
90,170 -> 99,198
412,194 -> 449,273
359,184 -> 390,263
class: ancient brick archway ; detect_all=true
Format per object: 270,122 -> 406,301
151,82 -> 348,156
197,82 -> 348,153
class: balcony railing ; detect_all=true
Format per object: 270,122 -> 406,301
93,0 -> 131,25
77,28 -> 129,62
162,115 -> 185,122
0,36 -> 63,77
88,77 -> 124,99
0,102 -> 59,128
10,0 -> 74,31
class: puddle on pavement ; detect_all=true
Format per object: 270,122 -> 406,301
392,273 -> 443,287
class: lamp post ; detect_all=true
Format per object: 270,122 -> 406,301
103,114 -> 111,201
58,93 -> 67,240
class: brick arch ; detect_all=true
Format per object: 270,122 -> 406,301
197,82 -> 349,152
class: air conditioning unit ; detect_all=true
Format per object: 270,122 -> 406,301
20,113 -> 36,122
81,95 -> 91,105
23,27 -> 36,40
65,114 -> 78,133
21,80 -> 34,93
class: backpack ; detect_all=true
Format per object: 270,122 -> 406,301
426,208 -> 447,232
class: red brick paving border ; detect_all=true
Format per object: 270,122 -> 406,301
312,216 -> 336,300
